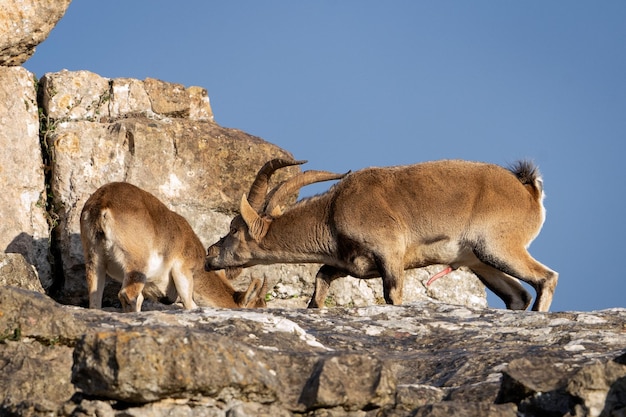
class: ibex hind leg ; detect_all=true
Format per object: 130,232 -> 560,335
171,265 -> 198,310
119,271 -> 146,312
470,262 -> 532,310
158,280 -> 179,305
473,242 -> 558,312
308,265 -> 346,308
84,246 -> 107,309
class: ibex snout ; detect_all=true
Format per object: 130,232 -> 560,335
204,243 -> 226,272
204,252 -> 217,271
205,243 -> 243,279
206,244 -> 220,259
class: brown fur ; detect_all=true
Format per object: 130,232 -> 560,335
206,159 -> 558,312
80,182 -> 266,312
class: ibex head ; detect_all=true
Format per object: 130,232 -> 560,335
205,159 -> 346,273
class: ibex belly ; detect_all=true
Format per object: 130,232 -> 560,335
403,238 -> 474,269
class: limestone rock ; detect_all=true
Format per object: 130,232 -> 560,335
39,69 -> 110,121
38,71 -> 297,305
0,252 -> 44,293
45,114 -> 297,305
0,341 -> 74,415
567,358 -> 626,417
0,286 -> 89,342
0,0 -> 72,66
1,285 -> 626,416
39,70 -> 214,122
109,77 -> 152,118
0,66 -> 50,285
498,353 -> 626,417
298,354 -> 396,411
266,264 -> 486,309
412,402 -> 518,417
72,328 -> 283,404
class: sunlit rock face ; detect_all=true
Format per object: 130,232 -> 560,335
1,285 -> 625,416
0,67 -> 50,283
0,0 -> 72,66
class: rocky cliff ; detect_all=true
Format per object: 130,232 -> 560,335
2,2 -> 625,417
1,282 -> 625,416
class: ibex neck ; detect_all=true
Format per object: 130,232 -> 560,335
259,198 -> 335,263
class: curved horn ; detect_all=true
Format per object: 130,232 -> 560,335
265,170 -> 349,216
247,158 -> 307,211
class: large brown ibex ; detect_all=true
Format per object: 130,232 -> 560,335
205,159 -> 558,311
80,182 -> 267,312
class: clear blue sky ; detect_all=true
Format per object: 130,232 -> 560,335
25,1 -> 626,312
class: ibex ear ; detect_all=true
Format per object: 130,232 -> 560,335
239,276 -> 268,308
269,204 -> 283,217
240,194 -> 271,243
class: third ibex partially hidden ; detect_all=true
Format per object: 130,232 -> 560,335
205,158 -> 558,311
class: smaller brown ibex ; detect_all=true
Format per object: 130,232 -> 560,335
80,182 -> 267,312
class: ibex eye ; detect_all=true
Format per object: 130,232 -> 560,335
230,228 -> 238,235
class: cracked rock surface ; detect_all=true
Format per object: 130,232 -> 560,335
1,285 -> 625,416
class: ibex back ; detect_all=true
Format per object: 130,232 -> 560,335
80,182 -> 266,312
205,159 -> 558,311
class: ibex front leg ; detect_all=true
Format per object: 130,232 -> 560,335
308,265 -> 346,308
119,271 -> 146,312
376,255 -> 405,305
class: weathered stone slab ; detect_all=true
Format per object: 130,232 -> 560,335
72,328 -> 283,404
39,70 -> 214,122
0,66 -> 50,285
1,286 -> 626,416
0,286 -> 89,342
0,252 -> 44,293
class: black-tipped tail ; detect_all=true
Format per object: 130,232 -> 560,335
508,160 -> 543,194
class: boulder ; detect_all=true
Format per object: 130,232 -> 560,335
0,252 -> 44,293
0,0 -> 72,66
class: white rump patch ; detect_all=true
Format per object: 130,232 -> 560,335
146,251 -> 165,277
